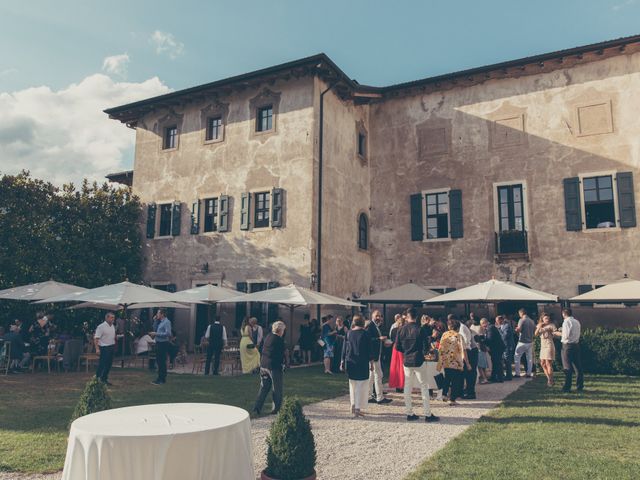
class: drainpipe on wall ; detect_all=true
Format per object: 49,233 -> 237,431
316,81 -> 337,320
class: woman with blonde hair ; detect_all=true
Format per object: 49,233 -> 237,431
388,313 -> 406,392
535,313 -> 557,386
341,314 -> 371,418
239,317 -> 261,374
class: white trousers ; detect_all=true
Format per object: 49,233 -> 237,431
403,364 -> 431,416
349,379 -> 369,410
514,342 -> 533,376
369,359 -> 384,401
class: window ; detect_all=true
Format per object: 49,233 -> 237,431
358,213 -> 368,250
358,132 -> 366,157
254,191 -> 270,228
425,192 -> 449,239
206,117 -> 222,141
203,197 -> 218,233
256,106 -> 273,132
163,125 -> 177,150
497,184 -> 525,232
583,175 -> 615,229
158,203 -> 173,236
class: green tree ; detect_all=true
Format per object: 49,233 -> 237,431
0,171 -> 143,326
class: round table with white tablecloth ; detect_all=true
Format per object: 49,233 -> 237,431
62,403 -> 254,480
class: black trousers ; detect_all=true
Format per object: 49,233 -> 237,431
561,343 -> 584,391
254,367 -> 283,414
96,345 -> 114,382
205,347 -> 222,375
442,368 -> 464,401
464,348 -> 479,395
489,350 -> 504,382
503,349 -> 514,379
155,341 -> 169,383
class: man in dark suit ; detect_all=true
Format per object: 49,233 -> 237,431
253,321 -> 288,416
366,310 -> 392,404
204,317 -> 227,375
482,318 -> 505,382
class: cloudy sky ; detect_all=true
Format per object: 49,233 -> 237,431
0,0 -> 638,185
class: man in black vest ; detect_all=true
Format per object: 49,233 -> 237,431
204,317 -> 227,375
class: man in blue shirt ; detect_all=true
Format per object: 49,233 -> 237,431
151,309 -> 172,385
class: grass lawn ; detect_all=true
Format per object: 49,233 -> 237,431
406,375 -> 640,480
0,366 -> 348,474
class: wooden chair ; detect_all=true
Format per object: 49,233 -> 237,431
31,348 -> 59,373
191,352 -> 206,374
78,353 -> 99,372
0,342 -> 10,376
220,349 -> 241,376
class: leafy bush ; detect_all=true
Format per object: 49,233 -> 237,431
69,377 -> 112,427
580,329 -> 640,376
265,397 -> 316,480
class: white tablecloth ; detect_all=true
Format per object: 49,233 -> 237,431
62,403 -> 254,480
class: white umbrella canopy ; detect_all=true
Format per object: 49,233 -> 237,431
0,280 -> 87,301
359,283 -> 440,303
424,279 -> 558,303
33,281 -> 196,307
570,277 -> 640,303
220,283 -> 362,307
67,301 -> 191,310
172,284 -> 245,303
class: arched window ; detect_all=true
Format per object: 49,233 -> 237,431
358,213 -> 368,250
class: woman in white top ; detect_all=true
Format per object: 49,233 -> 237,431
135,333 -> 154,355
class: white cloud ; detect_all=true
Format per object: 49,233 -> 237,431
149,30 -> 185,59
102,54 -> 130,78
613,0 -> 635,10
0,68 -> 18,78
0,74 -> 171,186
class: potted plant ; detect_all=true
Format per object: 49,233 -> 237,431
68,377 -> 112,428
261,397 -> 316,480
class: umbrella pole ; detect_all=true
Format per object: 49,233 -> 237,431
121,305 -> 128,368
290,305 -> 295,346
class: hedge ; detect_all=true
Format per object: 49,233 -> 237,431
579,329 -> 640,376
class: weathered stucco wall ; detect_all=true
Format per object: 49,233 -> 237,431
369,51 -> 640,300
132,76 -> 316,342
315,78 -> 372,300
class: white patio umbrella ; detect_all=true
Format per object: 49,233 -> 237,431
0,280 -> 87,301
424,279 -> 558,303
172,283 -> 246,326
569,277 -> 640,303
359,283 -> 441,303
67,301 -> 190,310
220,283 -> 362,343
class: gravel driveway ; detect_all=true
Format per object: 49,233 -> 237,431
1,378 -> 527,480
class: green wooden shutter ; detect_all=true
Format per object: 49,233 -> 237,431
240,193 -> 250,230
190,201 -> 200,234
171,201 -> 182,236
449,189 -> 463,239
563,177 -> 582,231
616,172 -> 636,228
271,188 -> 284,227
410,193 -> 424,241
235,282 -> 248,328
146,203 -> 156,239
218,195 -> 230,232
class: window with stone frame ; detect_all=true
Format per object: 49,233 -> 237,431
203,197 -> 219,233
163,125 -> 178,150
205,116 -> 223,141
256,105 -> 273,132
583,175 -> 616,229
254,191 -> 270,228
158,203 -> 173,236
425,191 -> 449,239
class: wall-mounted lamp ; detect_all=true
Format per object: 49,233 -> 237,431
309,272 -> 317,289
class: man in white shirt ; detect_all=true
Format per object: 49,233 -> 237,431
554,308 -> 584,392
455,315 -> 479,399
94,312 -> 116,385
204,317 -> 228,375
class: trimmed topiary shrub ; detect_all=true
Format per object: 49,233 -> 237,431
264,397 -> 316,480
68,377 -> 112,428
580,329 -> 640,376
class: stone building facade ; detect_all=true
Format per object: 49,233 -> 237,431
106,35 -> 640,344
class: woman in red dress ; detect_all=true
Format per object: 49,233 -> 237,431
388,313 -> 406,392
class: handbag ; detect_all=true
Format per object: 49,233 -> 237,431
433,373 -> 445,390
246,343 -> 256,350
317,339 -> 325,347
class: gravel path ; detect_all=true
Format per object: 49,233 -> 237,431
1,379 -> 527,480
